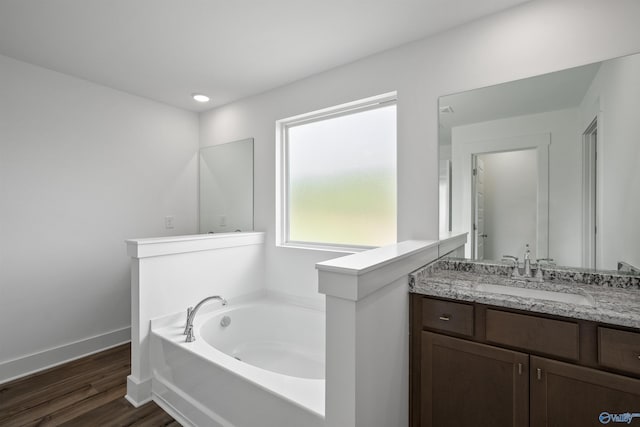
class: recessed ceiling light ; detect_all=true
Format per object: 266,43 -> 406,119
192,93 -> 210,103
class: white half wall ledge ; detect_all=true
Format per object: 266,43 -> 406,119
438,231 -> 469,257
316,240 -> 439,301
126,231 -> 265,258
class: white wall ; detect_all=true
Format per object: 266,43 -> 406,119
479,150 -> 537,260
452,108 -> 581,265
199,0 -> 640,300
0,54 -> 199,380
580,53 -> 640,270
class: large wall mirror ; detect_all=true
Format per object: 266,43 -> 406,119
439,52 -> 640,271
199,138 -> 254,233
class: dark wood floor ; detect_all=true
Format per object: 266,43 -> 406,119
0,343 -> 178,426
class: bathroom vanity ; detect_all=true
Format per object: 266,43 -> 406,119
409,259 -> 640,427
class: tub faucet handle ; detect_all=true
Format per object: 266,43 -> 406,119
185,325 -> 195,342
183,295 -> 227,343
184,307 -> 194,335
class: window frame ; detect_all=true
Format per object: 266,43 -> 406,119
276,92 -> 398,252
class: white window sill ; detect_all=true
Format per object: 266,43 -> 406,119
277,241 -> 379,255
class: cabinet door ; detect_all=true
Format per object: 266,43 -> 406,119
421,332 -> 529,427
531,356 -> 640,427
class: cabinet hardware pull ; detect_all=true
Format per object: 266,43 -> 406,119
637,354 -> 640,360
518,363 -> 522,375
439,315 -> 451,321
537,368 -> 542,380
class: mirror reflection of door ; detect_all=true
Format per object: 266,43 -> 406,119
474,149 -> 538,260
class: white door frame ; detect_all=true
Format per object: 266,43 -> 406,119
581,118 -> 598,269
472,156 -> 486,260
452,133 -> 550,259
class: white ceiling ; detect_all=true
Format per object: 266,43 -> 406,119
0,0 -> 530,112
438,62 -> 601,145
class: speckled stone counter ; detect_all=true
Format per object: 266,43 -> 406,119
409,259 -> 640,329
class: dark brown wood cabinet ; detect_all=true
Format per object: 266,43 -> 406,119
410,294 -> 640,427
421,332 -> 528,427
530,356 -> 640,427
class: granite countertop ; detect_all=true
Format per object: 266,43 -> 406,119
410,259 -> 640,329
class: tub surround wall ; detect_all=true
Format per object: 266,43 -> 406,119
317,239 -> 450,427
125,232 -> 265,406
0,54 -> 199,385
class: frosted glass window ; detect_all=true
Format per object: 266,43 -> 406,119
285,103 -> 397,248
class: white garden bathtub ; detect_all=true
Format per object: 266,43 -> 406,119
149,294 -> 325,427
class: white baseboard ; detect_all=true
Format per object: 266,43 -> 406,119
125,375 -> 153,407
152,392 -> 197,427
0,327 -> 131,385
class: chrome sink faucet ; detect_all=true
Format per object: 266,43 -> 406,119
501,255 -> 520,278
504,245 -> 554,282
184,295 -> 227,342
502,244 -> 536,280
535,258 -> 555,280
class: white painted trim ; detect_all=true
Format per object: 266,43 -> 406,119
317,240 -> 438,301
581,117 -> 598,268
0,327 -> 130,385
277,91 -> 398,130
126,231 -> 265,258
125,375 -> 153,407
316,240 -> 437,276
438,231 -> 468,257
452,133 -> 550,259
152,392 -> 198,427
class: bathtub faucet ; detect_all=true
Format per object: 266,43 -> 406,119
184,295 -> 227,342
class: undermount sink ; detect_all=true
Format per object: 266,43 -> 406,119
473,283 -> 596,306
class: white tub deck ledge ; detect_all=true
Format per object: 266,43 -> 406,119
317,239 -> 439,427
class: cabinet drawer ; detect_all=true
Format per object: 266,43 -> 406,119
599,327 -> 640,376
486,309 -> 579,360
421,298 -> 474,337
